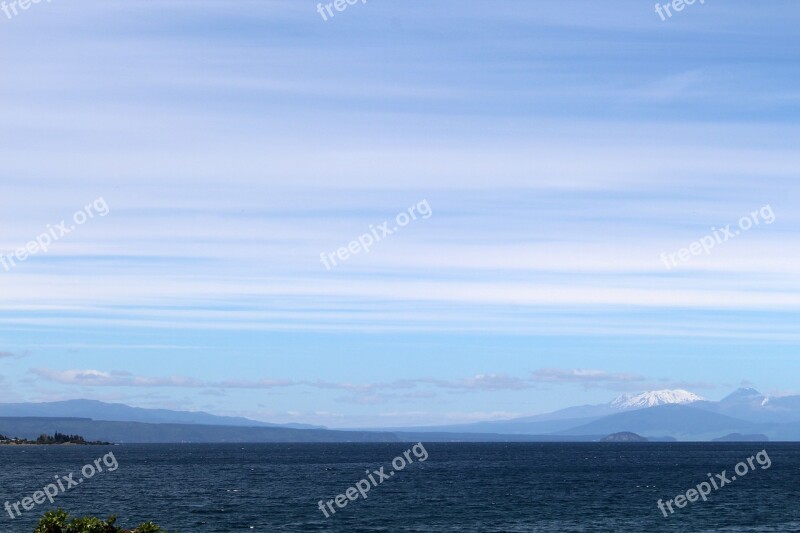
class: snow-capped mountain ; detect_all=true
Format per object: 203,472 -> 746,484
610,389 -> 705,410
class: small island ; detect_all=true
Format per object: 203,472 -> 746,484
712,433 -> 769,442
600,432 -> 649,442
0,431 -> 110,445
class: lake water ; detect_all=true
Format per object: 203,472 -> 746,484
0,442 -> 797,531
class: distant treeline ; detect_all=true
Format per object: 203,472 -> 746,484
36,431 -> 86,444
0,431 -> 109,445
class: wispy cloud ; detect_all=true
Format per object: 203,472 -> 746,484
531,368 -> 646,386
429,374 -> 534,391
335,391 -> 437,406
30,368 -> 293,389
30,368 -> 207,387
30,369 -> 532,394
32,366 -> 708,399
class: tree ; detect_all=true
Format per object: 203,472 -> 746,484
34,510 -> 170,533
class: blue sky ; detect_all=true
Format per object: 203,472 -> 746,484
0,0 -> 798,427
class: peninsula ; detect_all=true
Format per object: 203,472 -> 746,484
0,431 -> 110,445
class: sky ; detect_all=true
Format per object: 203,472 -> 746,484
0,0 -> 798,428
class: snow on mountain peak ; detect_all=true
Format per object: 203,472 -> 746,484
610,389 -> 705,409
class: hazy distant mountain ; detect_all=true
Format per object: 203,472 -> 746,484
712,433 -> 769,442
364,416 -> 604,436
367,388 -> 800,441
557,405 -> 767,441
0,417 -> 394,443
0,400 -> 324,430
722,387 -> 764,404
692,388 -> 800,424
372,389 -> 707,435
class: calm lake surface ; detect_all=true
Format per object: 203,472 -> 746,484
0,442 -> 797,531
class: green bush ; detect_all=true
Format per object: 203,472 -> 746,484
34,510 -> 170,533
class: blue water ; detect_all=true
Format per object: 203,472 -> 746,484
0,443 -> 797,532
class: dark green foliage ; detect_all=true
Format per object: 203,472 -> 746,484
128,524 -> 167,533
36,432 -> 86,445
0,432 -> 108,445
34,510 -> 170,533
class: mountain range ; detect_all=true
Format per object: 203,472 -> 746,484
362,388 -> 800,441
1,389 -> 800,442
0,399 -> 320,428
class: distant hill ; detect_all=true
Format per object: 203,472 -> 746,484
712,433 -> 770,442
0,417 -> 396,443
363,416 -> 604,436
0,418 -> 599,443
0,400 -> 323,430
